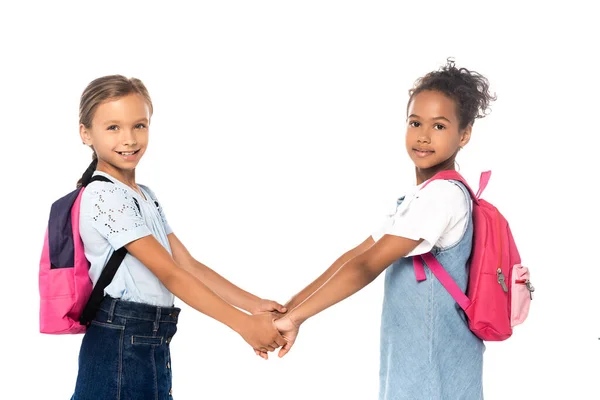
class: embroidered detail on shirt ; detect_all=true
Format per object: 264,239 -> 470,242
90,186 -> 145,237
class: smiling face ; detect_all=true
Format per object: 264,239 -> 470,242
80,93 -> 150,178
405,90 -> 471,183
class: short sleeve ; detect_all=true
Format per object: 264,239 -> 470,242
371,197 -> 404,242
139,184 -> 173,235
374,180 -> 469,257
85,183 -> 152,250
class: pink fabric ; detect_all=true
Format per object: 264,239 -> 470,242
39,189 -> 91,334
510,264 -> 532,327
413,170 -> 529,341
418,253 -> 472,311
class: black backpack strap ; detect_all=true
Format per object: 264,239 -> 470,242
79,174 -> 139,325
79,247 -> 128,326
88,174 -> 113,184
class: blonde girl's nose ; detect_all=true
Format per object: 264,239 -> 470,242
122,129 -> 138,145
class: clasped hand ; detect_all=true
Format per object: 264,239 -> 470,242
241,299 -> 300,360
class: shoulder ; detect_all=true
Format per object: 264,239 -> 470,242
82,180 -> 132,202
418,179 -> 467,202
412,179 -> 470,217
138,183 -> 157,200
80,180 -> 141,219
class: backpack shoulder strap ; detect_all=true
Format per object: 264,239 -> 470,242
411,170 -> 494,314
79,247 -> 127,326
413,253 -> 472,314
79,174 -> 133,325
421,170 -> 492,204
88,174 -> 114,184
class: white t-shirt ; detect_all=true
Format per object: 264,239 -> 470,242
371,179 -> 471,257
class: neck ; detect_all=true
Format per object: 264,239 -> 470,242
415,157 -> 456,185
96,160 -> 137,188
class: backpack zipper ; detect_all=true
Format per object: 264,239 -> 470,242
496,268 -> 508,292
516,279 -> 535,299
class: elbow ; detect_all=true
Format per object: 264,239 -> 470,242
159,269 -> 179,290
355,259 -> 380,285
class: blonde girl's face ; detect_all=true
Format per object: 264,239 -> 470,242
80,93 -> 150,174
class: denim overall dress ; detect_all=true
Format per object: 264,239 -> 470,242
379,182 -> 484,400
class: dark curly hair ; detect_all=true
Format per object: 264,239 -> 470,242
408,58 -> 497,130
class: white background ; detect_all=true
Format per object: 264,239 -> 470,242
1,1 -> 598,399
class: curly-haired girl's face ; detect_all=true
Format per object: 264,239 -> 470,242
405,90 -> 471,173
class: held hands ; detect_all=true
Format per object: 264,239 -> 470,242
273,316 -> 299,358
249,299 -> 287,315
247,298 -> 288,360
242,298 -> 302,360
238,312 -> 287,357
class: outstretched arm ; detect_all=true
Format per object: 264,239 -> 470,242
275,234 -> 423,357
126,235 -> 286,353
283,236 -> 376,311
167,233 -> 285,315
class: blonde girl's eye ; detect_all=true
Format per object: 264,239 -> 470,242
107,125 -> 119,131
134,123 -> 147,129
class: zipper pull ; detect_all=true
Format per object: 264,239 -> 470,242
525,279 -> 535,300
496,268 -> 508,292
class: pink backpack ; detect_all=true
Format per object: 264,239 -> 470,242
39,175 -> 132,334
412,170 -> 534,341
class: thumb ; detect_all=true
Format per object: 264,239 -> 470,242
278,338 -> 294,358
262,300 -> 287,314
273,302 -> 287,313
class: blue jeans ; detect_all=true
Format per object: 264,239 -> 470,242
72,296 -> 180,400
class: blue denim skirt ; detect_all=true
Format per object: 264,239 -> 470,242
72,296 -> 180,400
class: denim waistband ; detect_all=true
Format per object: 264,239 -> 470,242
97,296 -> 181,324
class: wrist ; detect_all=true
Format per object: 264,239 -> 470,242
227,309 -> 251,334
284,295 -> 300,311
244,294 -> 262,313
287,310 -> 304,327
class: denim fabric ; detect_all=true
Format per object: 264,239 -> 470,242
72,296 -> 180,400
379,182 -> 484,400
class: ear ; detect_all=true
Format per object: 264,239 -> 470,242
459,124 -> 472,148
80,124 -> 92,146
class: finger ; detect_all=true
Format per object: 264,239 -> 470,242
271,320 -> 287,343
256,349 -> 268,360
271,311 -> 284,320
272,302 -> 287,313
266,344 -> 276,352
274,333 -> 287,348
278,340 -> 294,358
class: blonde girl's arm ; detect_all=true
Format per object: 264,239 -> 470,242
167,233 -> 286,315
124,235 -> 287,352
